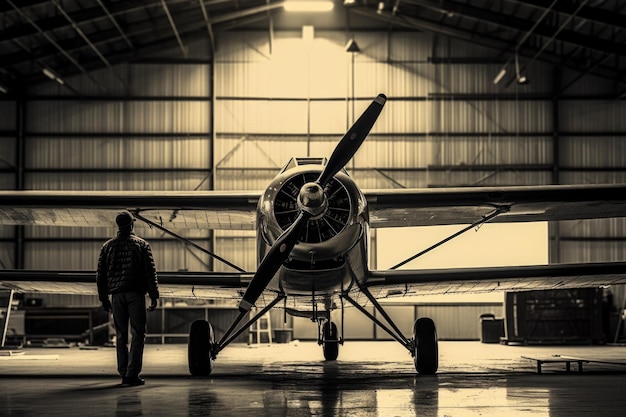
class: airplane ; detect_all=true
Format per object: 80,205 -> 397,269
1,93 -> 626,376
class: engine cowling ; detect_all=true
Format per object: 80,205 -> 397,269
257,159 -> 366,267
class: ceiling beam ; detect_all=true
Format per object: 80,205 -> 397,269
400,0 -> 626,58
350,6 -> 625,86
505,0 -> 626,30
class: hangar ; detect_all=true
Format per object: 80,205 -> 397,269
1,0 -> 626,415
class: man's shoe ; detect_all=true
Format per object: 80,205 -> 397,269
122,376 -> 145,386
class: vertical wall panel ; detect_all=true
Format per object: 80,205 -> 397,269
0,101 -> 16,129
559,218 -> 626,238
560,137 -> 626,168
26,137 -> 211,170
28,99 -> 213,134
0,242 -> 14,268
559,241 -> 626,263
0,135 -> 17,190
27,172 -> 213,191
417,305 -> 504,340
560,69 -> 618,96
214,136 -> 305,171
560,172 -> 626,185
214,231 -> 256,273
216,100 -> 307,134
560,101 -> 626,132
130,64 -> 211,97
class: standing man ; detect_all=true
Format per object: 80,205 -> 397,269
97,210 -> 159,386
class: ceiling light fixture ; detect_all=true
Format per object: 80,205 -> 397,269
514,53 -> 528,85
0,84 -> 7,94
492,67 -> 507,85
42,68 -> 65,85
345,38 -> 360,53
284,1 -> 334,12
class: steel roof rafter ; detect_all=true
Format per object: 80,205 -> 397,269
95,0 -> 134,50
51,0 -> 127,88
161,0 -> 188,57
4,2 -> 272,75
350,6 -> 625,87
199,0 -> 217,54
6,0 -> 106,92
399,0 -> 626,59
504,0 -> 626,31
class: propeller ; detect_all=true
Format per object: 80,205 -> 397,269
238,94 -> 387,312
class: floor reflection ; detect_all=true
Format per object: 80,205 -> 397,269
3,339 -> 626,417
1,373 -> 626,417
116,390 -> 143,417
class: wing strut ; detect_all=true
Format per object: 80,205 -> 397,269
389,206 -> 509,270
133,212 -> 246,273
343,290 -> 411,349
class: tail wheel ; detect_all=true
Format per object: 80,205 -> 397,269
322,321 -> 339,361
413,317 -> 438,375
188,319 -> 214,376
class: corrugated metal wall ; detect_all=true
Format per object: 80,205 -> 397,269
293,303 -> 504,341
1,30 -> 624,330
6,57 -> 214,307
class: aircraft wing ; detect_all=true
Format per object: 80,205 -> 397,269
0,190 -> 261,230
365,184 -> 626,227
1,184 -> 625,302
366,262 -> 626,298
0,270 -> 254,301
1,184 -> 625,230
2,263 -> 624,304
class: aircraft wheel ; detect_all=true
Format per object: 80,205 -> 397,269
322,321 -> 339,361
188,319 -> 214,376
413,317 -> 438,375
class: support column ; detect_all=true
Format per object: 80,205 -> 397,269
550,66 -> 561,264
14,96 -> 26,269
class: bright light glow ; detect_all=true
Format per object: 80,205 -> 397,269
493,67 -> 506,85
284,1 -> 334,12
42,68 -> 64,85
0,85 -> 7,94
377,222 -> 548,303
42,68 -> 56,80
302,25 -> 314,42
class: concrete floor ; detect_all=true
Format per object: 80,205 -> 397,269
2,341 -> 626,416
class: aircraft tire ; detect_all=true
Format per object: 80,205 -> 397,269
188,319 -> 214,376
322,321 -> 339,361
413,317 -> 438,375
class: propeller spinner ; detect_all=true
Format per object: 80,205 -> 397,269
238,94 -> 387,312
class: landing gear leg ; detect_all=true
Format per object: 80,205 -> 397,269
188,294 -> 285,376
343,288 -> 439,375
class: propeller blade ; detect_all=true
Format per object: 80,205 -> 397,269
238,94 -> 387,313
238,211 -> 311,312
317,93 -> 387,186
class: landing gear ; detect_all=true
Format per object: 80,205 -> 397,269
413,317 -> 438,375
188,320 -> 215,376
343,288 -> 439,375
322,321 -> 339,361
